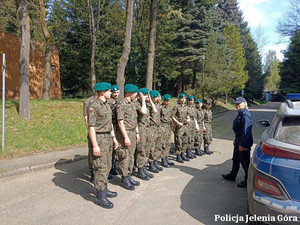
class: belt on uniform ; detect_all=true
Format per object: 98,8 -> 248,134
95,132 -> 111,136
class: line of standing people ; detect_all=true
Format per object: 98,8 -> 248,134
83,82 -> 214,209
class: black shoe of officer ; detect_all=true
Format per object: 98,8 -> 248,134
149,161 -> 159,173
194,148 -> 203,156
161,157 -> 169,168
204,147 -> 211,155
97,189 -> 114,209
165,156 -> 174,166
237,180 -> 247,188
90,169 -> 94,183
104,185 -> 118,198
186,149 -> 194,159
136,167 -> 150,180
121,176 -> 135,190
181,152 -> 190,161
176,154 -> 184,163
143,167 -> 154,178
128,175 -> 140,186
154,160 -> 163,171
222,173 -> 236,181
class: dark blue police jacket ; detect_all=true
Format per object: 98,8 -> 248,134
232,107 -> 253,149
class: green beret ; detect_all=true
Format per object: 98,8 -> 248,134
177,93 -> 186,98
94,82 -> 111,91
124,84 -> 138,93
162,94 -> 172,101
149,90 -> 160,98
187,95 -> 195,101
195,99 -> 203,104
111,85 -> 119,92
137,88 -> 149,95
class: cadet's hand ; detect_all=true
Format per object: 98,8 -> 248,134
196,129 -> 200,133
93,146 -> 101,157
124,137 -> 131,147
136,133 -> 140,143
113,138 -> 119,150
178,122 -> 183,127
203,128 -> 207,133
238,145 -> 245,151
139,92 -> 146,101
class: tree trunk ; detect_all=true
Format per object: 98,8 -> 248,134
87,0 -> 96,90
116,0 -> 134,98
87,0 -> 105,90
145,0 -> 158,90
39,0 -> 52,100
18,0 -> 30,120
177,69 -> 183,96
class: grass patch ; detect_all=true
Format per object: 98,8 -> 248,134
0,99 -> 86,159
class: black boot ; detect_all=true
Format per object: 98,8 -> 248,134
149,161 -> 159,173
110,161 -> 119,176
108,174 -> 113,179
154,160 -> 163,171
104,184 -> 118,198
166,156 -> 174,166
161,158 -> 169,168
176,154 -> 184,163
222,173 -> 236,181
195,148 -> 203,156
128,175 -> 140,186
137,167 -> 150,180
204,147 -> 211,155
96,189 -> 114,209
186,149 -> 194,159
143,167 -> 154,178
121,176 -> 135,190
191,148 -> 197,158
90,169 -> 94,183
181,152 -> 190,161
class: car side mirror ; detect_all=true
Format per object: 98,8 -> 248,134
256,120 -> 270,127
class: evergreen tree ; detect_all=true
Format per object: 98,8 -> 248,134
223,22 -> 248,91
280,31 -> 300,94
264,50 -> 280,92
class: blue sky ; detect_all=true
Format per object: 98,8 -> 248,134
237,0 -> 291,61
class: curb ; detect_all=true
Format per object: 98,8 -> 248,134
0,155 -> 87,179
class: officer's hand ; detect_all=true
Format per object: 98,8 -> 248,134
93,146 -> 101,157
136,133 -> 140,143
124,137 -> 131,147
233,140 -> 236,146
238,145 -> 245,151
113,138 -> 119,150
178,122 -> 183,127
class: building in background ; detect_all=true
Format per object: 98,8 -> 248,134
0,31 -> 61,99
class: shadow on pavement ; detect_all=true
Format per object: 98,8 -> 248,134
178,159 -> 248,225
52,155 -> 97,205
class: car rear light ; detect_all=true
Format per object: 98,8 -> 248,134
261,142 -> 300,160
255,176 -> 283,196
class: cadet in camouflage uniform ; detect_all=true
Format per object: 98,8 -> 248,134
203,99 -> 213,154
171,93 -> 191,163
194,99 -> 205,156
135,88 -> 156,180
148,90 -> 163,172
88,82 -> 118,209
116,84 -> 140,190
109,85 -> 120,176
160,94 -> 175,167
83,85 -> 98,182
186,95 -> 198,159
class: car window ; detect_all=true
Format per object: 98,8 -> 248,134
274,117 -> 300,146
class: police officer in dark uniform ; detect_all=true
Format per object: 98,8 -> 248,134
222,97 -> 253,188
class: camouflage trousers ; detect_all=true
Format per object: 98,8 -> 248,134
161,124 -> 172,158
174,124 -> 189,155
87,134 -> 93,170
136,125 -> 151,168
203,122 -> 213,147
148,125 -> 163,161
116,129 -> 136,177
194,124 -> 203,149
187,121 -> 196,149
92,132 -> 113,191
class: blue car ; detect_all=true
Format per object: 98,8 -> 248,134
247,100 -> 300,225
